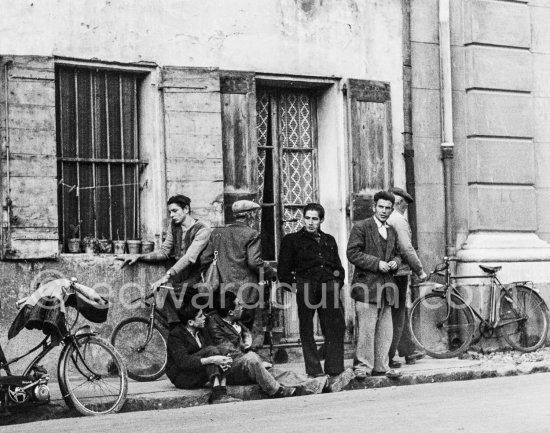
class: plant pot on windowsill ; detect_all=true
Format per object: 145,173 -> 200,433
99,239 -> 113,254
113,240 -> 126,254
82,236 -> 100,255
67,238 -> 81,253
141,240 -> 154,254
127,240 -> 141,254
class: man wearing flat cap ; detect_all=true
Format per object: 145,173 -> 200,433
387,187 -> 427,368
204,200 -> 275,348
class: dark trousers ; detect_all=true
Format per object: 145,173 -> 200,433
168,346 -> 222,389
296,279 -> 345,376
389,275 -> 416,360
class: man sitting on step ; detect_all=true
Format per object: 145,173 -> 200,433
207,290 -> 306,398
166,302 -> 239,404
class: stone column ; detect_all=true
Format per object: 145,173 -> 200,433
456,1 -> 550,301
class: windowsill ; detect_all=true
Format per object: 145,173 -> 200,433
59,253 -> 152,258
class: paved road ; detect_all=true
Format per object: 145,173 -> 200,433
4,373 -> 550,433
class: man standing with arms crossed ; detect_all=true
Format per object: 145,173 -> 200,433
387,187 -> 427,368
347,190 -> 402,379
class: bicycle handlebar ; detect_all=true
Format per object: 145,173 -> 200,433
130,284 -> 175,304
16,297 -> 29,308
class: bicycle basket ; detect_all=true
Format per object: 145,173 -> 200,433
65,283 -> 109,324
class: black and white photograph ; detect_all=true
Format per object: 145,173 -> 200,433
1,1 -> 550,431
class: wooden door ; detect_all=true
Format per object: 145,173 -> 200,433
345,79 -> 393,332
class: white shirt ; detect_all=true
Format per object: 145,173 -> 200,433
373,216 -> 390,240
187,328 -> 202,348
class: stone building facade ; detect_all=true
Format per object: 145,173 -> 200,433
1,0 -> 549,371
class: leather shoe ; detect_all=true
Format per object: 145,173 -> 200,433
272,386 -> 296,398
372,369 -> 401,379
405,351 -> 425,365
384,369 -> 402,379
389,359 -> 402,368
354,370 -> 370,380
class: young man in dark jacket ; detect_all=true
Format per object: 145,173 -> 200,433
166,303 -> 237,403
207,291 -> 298,398
277,203 -> 346,378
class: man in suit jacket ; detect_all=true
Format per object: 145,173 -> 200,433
207,290 -> 297,398
166,303 -> 237,403
347,190 -> 402,379
204,200 -> 275,347
387,187 -> 428,368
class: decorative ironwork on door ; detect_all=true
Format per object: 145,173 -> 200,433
256,88 -> 317,261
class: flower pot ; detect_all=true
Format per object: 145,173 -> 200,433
99,239 -> 113,254
113,240 -> 126,254
67,238 -> 81,253
141,240 -> 154,254
127,240 -> 141,254
84,245 -> 96,254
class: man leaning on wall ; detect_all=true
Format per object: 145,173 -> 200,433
386,187 -> 427,369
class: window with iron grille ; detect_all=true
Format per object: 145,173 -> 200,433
256,87 -> 318,261
56,66 -> 145,249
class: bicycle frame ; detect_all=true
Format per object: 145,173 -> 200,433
436,258 -> 534,330
128,286 -> 170,351
0,336 -> 53,375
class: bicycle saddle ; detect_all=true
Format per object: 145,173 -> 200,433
479,265 -> 501,274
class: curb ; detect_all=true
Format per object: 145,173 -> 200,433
3,361 -> 550,426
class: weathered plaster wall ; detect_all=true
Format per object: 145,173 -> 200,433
0,255 -> 164,376
0,0 -> 406,188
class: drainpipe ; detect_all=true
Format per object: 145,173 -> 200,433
1,60 -> 13,260
402,0 -> 418,248
439,0 -> 455,257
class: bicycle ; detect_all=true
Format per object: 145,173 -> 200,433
409,257 -> 549,359
0,278 -> 128,416
110,285 -> 171,382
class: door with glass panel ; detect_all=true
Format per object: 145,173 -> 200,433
256,86 -> 321,342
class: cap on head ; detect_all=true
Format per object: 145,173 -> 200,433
390,187 -> 413,203
232,200 -> 261,215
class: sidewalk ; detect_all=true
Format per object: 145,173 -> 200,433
3,348 -> 550,426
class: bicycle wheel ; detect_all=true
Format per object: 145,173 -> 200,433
58,335 -> 128,416
500,286 -> 548,352
110,317 -> 167,381
409,292 -> 475,358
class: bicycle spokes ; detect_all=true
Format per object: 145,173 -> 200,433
499,286 -> 548,351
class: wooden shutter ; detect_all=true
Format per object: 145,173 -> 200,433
161,67 -> 224,227
220,71 -> 257,224
0,56 -> 58,259
347,79 -> 393,222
